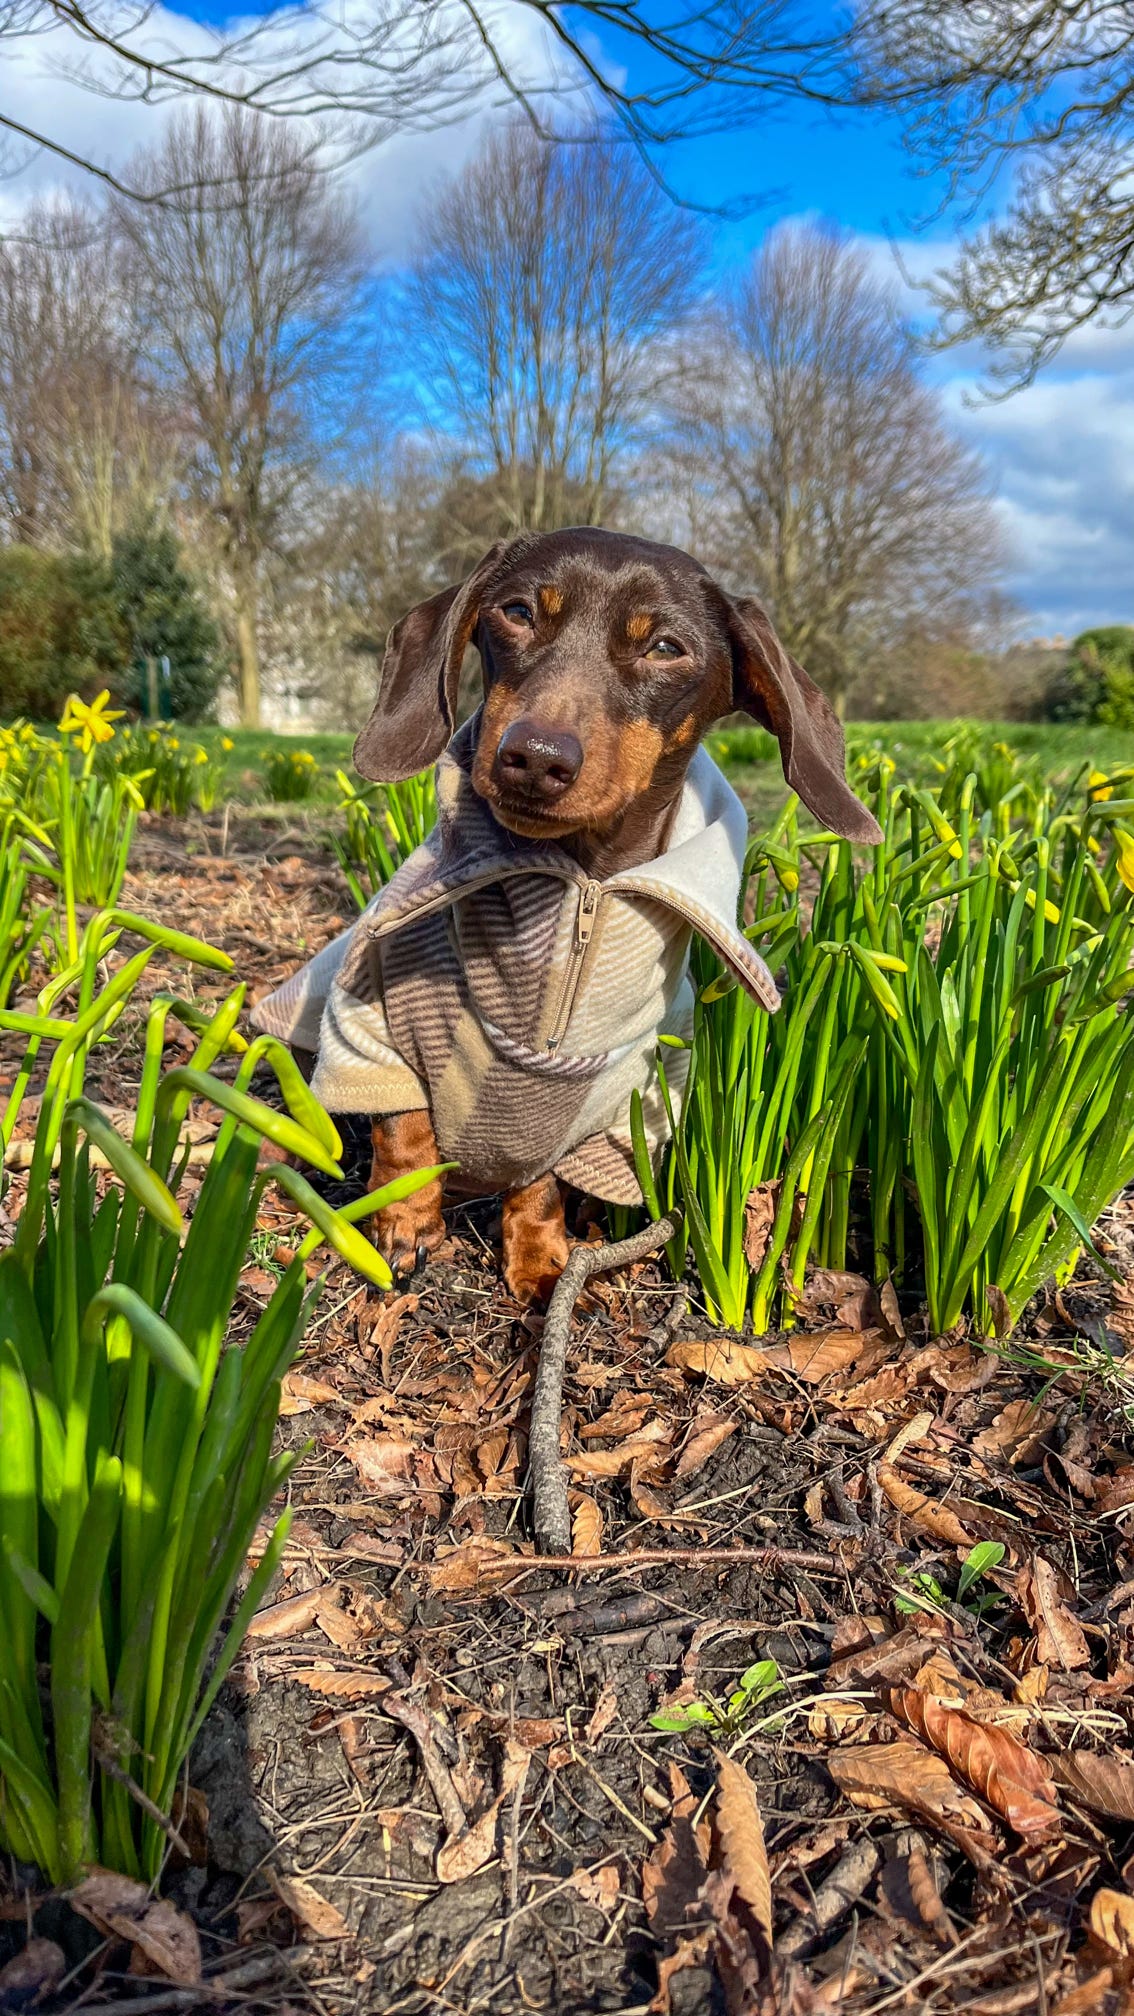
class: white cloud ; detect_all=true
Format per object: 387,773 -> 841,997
944,332 -> 1134,638
830,227 -> 1134,639
0,0 -> 571,254
0,64 -> 1128,641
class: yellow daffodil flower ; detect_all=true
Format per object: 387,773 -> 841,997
1114,826 -> 1134,893
58,690 -> 125,755
1089,769 -> 1114,803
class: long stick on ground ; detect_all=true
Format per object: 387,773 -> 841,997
529,1212 -> 681,1555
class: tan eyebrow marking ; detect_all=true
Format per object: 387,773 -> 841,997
539,585 -> 564,616
626,612 -> 653,642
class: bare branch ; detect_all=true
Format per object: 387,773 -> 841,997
662,223 -> 1003,711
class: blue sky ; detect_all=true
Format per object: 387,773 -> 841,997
7,0 -> 1131,641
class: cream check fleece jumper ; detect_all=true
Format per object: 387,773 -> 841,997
252,718 -> 779,1204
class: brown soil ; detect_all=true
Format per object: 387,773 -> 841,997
3,811 -> 1134,2016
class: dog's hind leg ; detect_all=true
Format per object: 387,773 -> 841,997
502,1173 -> 570,1308
369,1109 -> 447,1280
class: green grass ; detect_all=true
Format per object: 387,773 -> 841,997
37,716 -> 1134,824
717,721 -> 1134,830
192,729 -> 355,807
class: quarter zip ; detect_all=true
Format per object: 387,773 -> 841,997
366,858 -> 575,944
546,880 -> 602,1051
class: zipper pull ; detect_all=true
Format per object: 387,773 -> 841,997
576,879 -> 600,948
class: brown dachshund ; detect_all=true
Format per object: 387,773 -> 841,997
345,527 -> 879,1305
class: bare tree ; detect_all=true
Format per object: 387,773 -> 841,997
841,0 -> 1134,387
402,123 -> 705,540
259,433 -> 445,727
0,0 -> 819,200
668,224 -> 1001,714
630,0 -> 1134,389
115,105 -> 366,725
0,194 -> 175,555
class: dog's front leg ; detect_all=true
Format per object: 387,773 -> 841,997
369,1109 -> 447,1280
502,1173 -> 570,1308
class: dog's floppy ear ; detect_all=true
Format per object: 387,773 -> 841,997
354,543 -> 507,783
723,594 -> 882,844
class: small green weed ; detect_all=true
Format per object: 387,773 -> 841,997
649,1659 -> 784,1735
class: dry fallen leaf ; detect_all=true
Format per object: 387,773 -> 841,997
1017,1557 -> 1090,1671
363,1291 -> 419,1382
279,1370 -> 343,1415
651,1931 -> 715,2015
764,1328 -> 878,1384
567,1434 -> 671,1479
1096,1469 -> 1134,1516
798,1268 -> 881,1331
428,1537 -> 529,1592
984,1284 -> 1013,1340
666,1337 -> 771,1387
673,1415 -> 737,1480
808,1695 -> 870,1742
344,1434 -> 414,1494
631,1480 -> 686,1528
712,1748 -> 772,1948
290,1667 -> 392,1700
570,1492 -> 604,1557
567,1864 -> 621,1911
827,1741 -> 993,1846
642,1762 -> 710,1941
70,1873 -> 202,1985
475,1430 -> 508,1479
1090,1888 -> 1134,1970
240,1266 -> 279,1301
267,1871 -> 352,1942
975,1398 -> 1057,1467
247,1585 -> 341,1642
435,1741 -> 531,1884
579,1396 -> 653,1440
825,1617 -> 952,1690
170,1784 -> 209,1868
743,1182 -> 778,1271
473,1711 -> 566,1748
876,1462 -> 978,1549
888,1686 -> 1061,1840
0,1938 -> 65,2004
586,1680 -> 619,1744
1052,1752 -> 1134,1823
316,1603 -> 365,1651
905,1840 -> 956,1946
911,1651 -> 971,1703
879,1277 -> 905,1341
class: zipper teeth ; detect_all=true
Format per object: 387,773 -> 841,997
546,881 -> 602,1051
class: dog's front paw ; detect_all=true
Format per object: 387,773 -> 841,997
370,1189 -> 446,1280
501,1175 -> 570,1308
368,1111 -> 446,1282
503,1245 -> 569,1308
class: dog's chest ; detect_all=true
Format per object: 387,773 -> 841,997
390,876 -> 691,1058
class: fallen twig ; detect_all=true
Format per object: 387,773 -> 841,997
410,1544 -> 844,1583
382,1691 -> 468,1840
529,1212 -> 681,1554
777,1836 -> 882,1958
64,1951 -> 282,2013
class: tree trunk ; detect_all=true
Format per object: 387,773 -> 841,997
233,563 -> 262,727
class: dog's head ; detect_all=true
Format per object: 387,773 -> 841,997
354,528 -> 881,845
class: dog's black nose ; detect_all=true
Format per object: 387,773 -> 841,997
494,719 -> 583,800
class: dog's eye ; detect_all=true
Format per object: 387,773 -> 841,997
646,637 -> 685,661
501,601 -> 535,627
